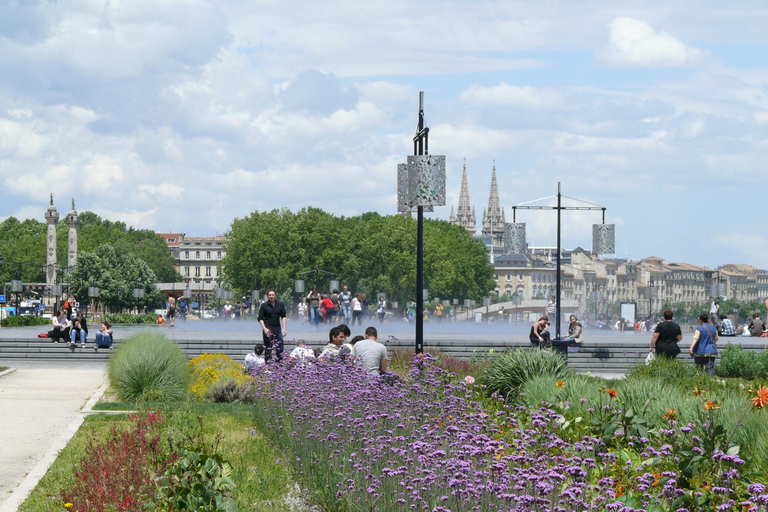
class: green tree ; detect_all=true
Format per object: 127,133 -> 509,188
220,208 -> 495,305
65,244 -> 162,312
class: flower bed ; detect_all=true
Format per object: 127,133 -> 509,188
250,354 -> 768,511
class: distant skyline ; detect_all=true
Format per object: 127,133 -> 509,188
1,2 -> 767,269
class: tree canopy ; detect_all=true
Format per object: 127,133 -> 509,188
220,207 -> 496,304
0,212 -> 178,285
66,244 -> 162,310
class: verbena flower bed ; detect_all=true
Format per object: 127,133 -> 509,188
250,353 -> 768,511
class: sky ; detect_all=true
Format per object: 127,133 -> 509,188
1,1 -> 767,269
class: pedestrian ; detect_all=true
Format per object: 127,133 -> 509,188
234,300 -> 241,321
167,295 -> 176,327
709,297 -> 720,326
340,285 -> 352,324
690,313 -> 718,377
258,289 -> 287,362
361,294 -> 369,319
321,295 -> 335,324
749,313 -> 765,336
351,293 -> 363,326
306,287 -> 320,326
530,317 -> 551,349
179,297 -> 187,320
377,296 -> 387,324
435,302 -> 444,322
650,310 -> 682,358
545,295 -> 557,322
297,300 -> 307,322
407,297 -> 416,324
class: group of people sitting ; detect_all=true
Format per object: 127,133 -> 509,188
244,323 -> 389,378
529,315 -> 584,349
49,309 -> 114,350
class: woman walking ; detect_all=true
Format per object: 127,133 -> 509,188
690,313 -> 718,377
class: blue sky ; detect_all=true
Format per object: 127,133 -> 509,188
0,1 -> 766,268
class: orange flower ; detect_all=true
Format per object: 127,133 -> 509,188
693,387 -> 706,397
556,380 -> 566,388
663,409 -> 677,421
704,400 -> 720,410
752,385 -> 768,409
606,388 -> 618,400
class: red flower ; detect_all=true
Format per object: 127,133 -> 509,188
752,386 -> 768,408
606,388 -> 618,400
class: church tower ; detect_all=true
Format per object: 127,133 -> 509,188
449,161 -> 476,234
481,164 -> 506,250
66,198 -> 79,270
45,194 -> 59,285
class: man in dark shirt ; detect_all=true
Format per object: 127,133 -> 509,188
258,289 -> 287,362
650,310 -> 682,358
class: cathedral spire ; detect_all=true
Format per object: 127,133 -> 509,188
449,159 -> 476,234
482,163 -> 505,249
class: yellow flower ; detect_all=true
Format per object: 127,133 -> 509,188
556,380 -> 566,388
586,371 -> 591,376
64,504 -> 73,509
489,348 -> 494,354
704,401 -> 720,411
692,387 -> 706,397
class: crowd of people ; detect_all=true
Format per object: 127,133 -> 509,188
48,296 -> 113,350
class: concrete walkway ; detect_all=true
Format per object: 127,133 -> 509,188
0,361 -> 107,512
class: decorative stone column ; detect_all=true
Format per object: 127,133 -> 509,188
45,194 -> 59,285
66,198 -> 78,270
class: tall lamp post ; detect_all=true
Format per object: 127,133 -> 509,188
397,92 -> 446,354
513,183 -> 609,339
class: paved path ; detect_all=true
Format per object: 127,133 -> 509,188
0,363 -> 107,512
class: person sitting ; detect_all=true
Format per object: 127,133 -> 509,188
51,310 -> 71,343
244,345 -> 266,373
742,324 -> 751,337
718,314 -> 737,336
749,314 -> 765,336
319,327 -> 346,359
351,326 -> 388,376
289,340 -> 316,363
563,315 -> 584,344
340,335 -> 364,361
69,311 -> 88,349
529,317 -> 551,349
94,322 -> 113,350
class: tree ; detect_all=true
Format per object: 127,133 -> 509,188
65,244 -> 162,312
220,208 -> 496,305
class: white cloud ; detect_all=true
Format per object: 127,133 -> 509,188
461,83 -> 563,110
597,17 -> 703,68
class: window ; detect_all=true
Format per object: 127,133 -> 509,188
185,267 -> 189,277
217,251 -> 222,259
206,251 -> 211,260
196,251 -> 200,259
518,274 -> 524,282
185,251 -> 189,259
506,274 -> 511,280
195,266 -> 201,277
505,285 -> 512,296
206,266 -> 211,277
168,238 -> 175,243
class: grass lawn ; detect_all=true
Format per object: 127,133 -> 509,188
19,403 -> 300,512
0,366 -> 9,373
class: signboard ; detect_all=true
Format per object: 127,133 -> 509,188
0,295 -> 5,303
191,302 -> 198,309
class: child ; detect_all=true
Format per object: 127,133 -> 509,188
289,340 -> 316,363
244,345 -> 266,373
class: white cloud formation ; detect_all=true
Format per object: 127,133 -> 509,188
460,83 -> 563,109
597,17 -> 703,68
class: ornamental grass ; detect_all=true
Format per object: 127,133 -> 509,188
107,331 -> 191,402
249,354 -> 768,511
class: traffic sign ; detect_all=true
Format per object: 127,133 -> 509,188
191,302 -> 198,308
0,295 -> 4,303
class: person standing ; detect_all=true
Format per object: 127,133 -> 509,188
407,298 -> 416,324
178,297 -> 187,320
340,285 -> 352,324
435,302 -> 444,322
167,295 -> 176,327
377,296 -> 387,324
258,289 -> 287,362
361,294 -> 369,320
546,295 -> 557,320
690,313 -> 718,377
351,293 -> 363,326
650,310 -> 682,358
709,297 -> 720,326
306,287 -> 320,326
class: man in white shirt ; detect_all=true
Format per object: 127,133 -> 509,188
244,345 -> 266,373
351,326 -> 388,376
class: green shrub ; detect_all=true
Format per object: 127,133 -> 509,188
107,331 -> 191,402
478,348 -> 571,399
206,379 -> 253,404
1,315 -> 51,327
103,313 -> 158,324
716,344 -> 768,380
627,355 -> 703,381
